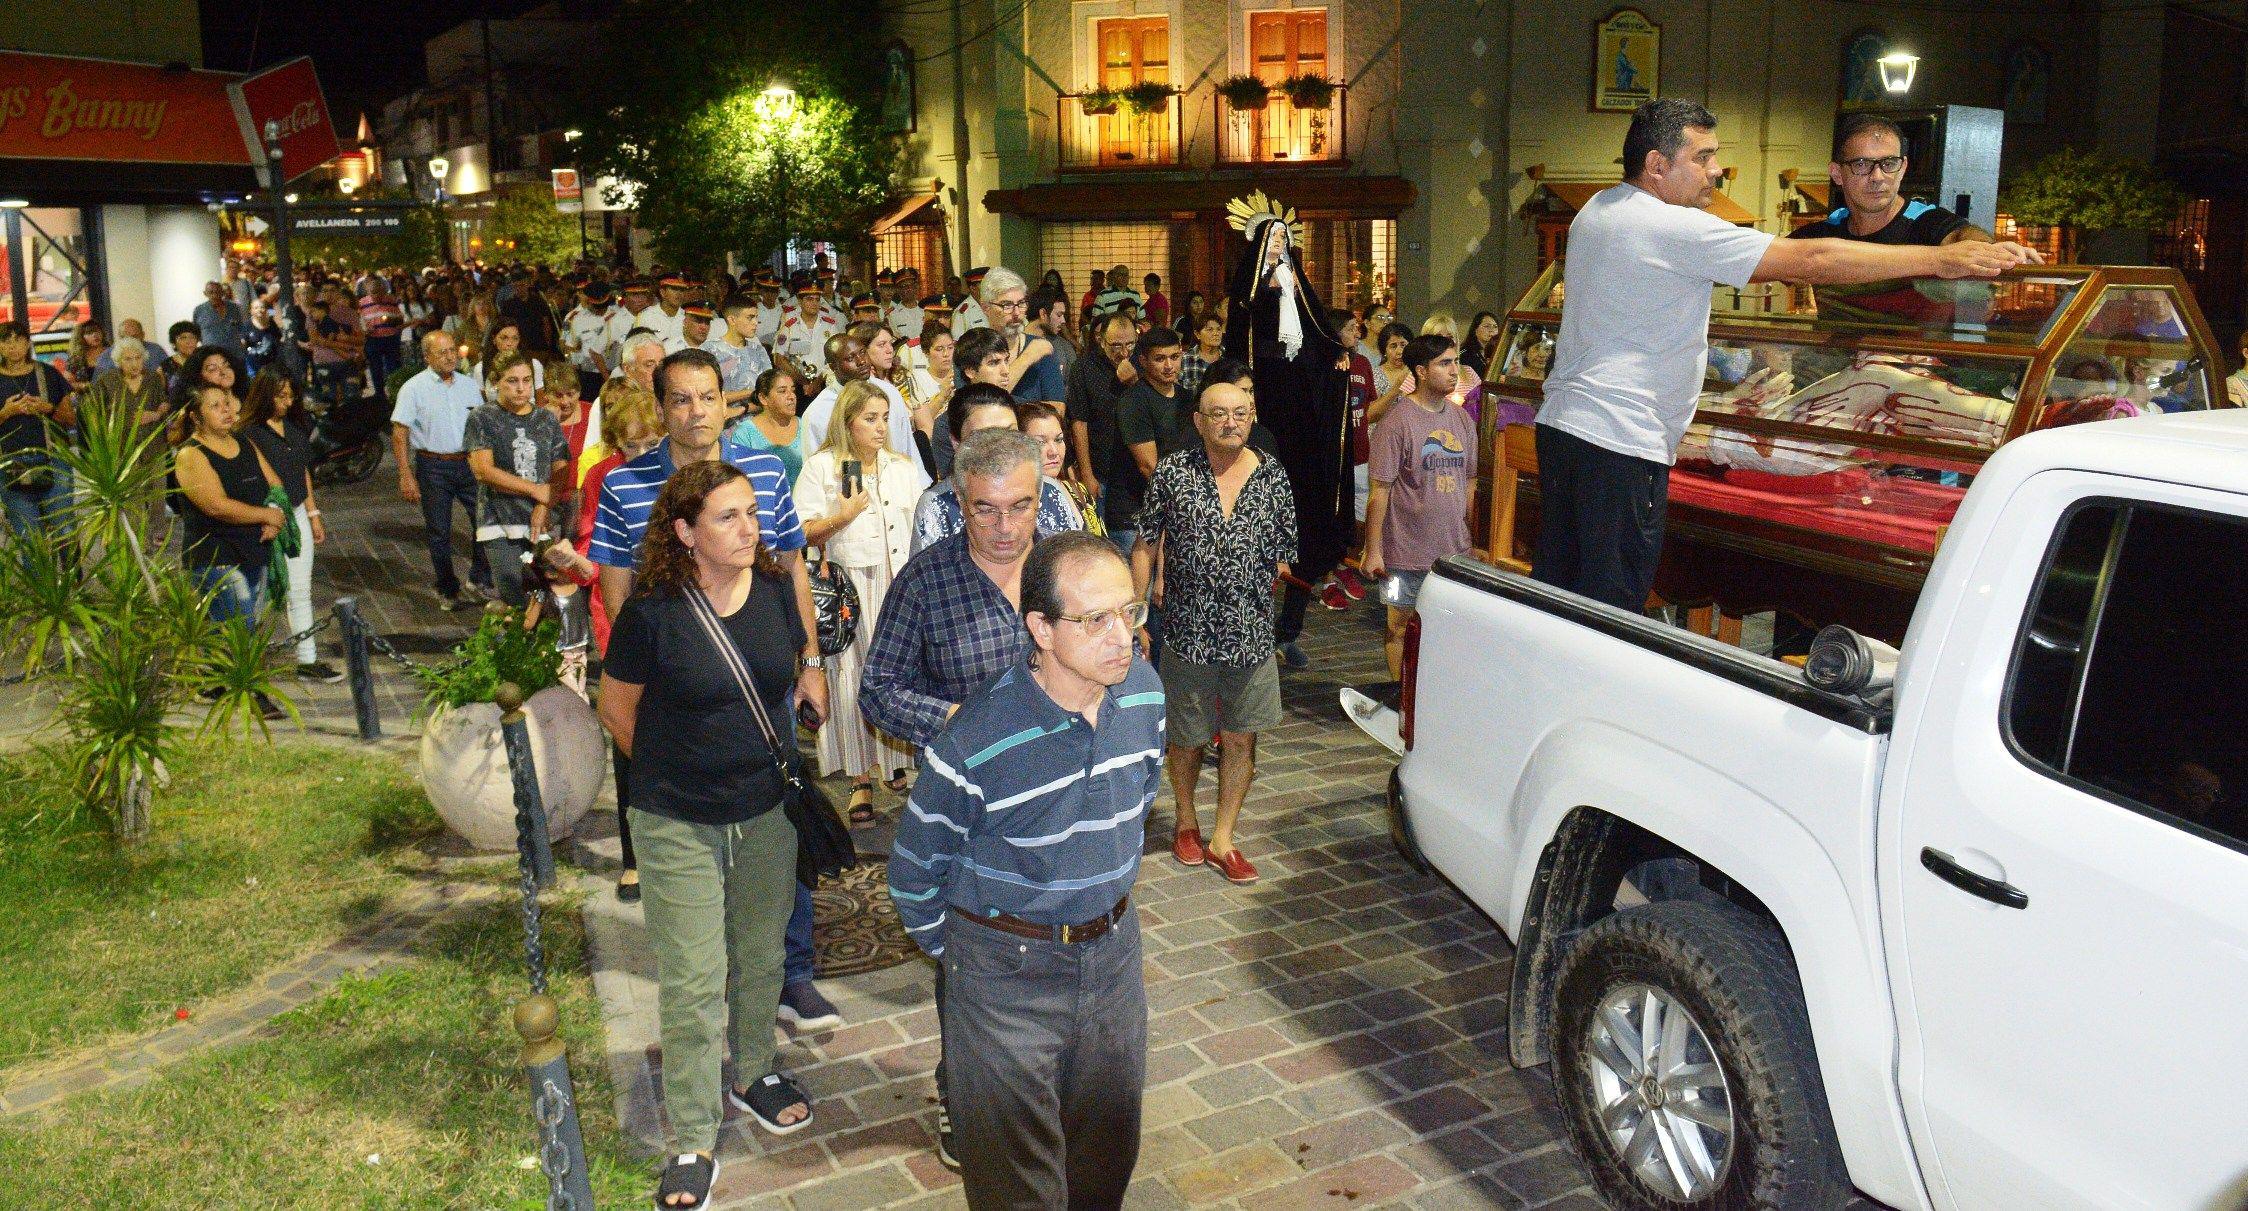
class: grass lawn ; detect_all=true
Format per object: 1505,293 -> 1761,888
0,738 -> 646,1206
0,740 -> 442,1069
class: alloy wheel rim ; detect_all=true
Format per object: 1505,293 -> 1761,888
1582,982 -> 1735,1201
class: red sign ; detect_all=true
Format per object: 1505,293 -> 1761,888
551,168 -> 582,203
0,51 -> 249,165
230,57 -> 340,183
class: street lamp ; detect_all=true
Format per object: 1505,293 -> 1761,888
428,156 -> 451,264
563,128 -> 588,263
756,84 -> 799,278
262,119 -> 296,325
338,177 -> 357,196
1878,51 -> 1920,95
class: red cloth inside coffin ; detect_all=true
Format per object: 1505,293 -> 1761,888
1667,463 -> 1964,554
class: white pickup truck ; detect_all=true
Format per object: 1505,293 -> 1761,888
1382,410 -> 2248,1210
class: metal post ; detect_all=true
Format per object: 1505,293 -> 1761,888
776,142 -> 790,278
263,122 -> 294,317
496,682 -> 557,892
514,994 -> 595,1211
334,596 -> 381,741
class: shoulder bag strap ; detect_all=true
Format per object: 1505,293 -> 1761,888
682,585 -> 800,788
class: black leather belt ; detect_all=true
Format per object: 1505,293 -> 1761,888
956,896 -> 1129,945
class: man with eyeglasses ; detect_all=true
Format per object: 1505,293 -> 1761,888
1788,113 -> 1997,330
888,529 -> 1163,1206
1133,381 -> 1296,883
1066,311 -> 1142,525
863,426 -> 1070,1173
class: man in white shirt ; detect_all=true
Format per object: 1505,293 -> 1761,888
669,302 -> 715,355
801,326 -> 915,455
562,282 -> 615,397
952,267 -> 990,337
754,271 -> 787,348
777,281 -> 840,376
602,279 -> 657,369
1533,98 -> 2037,612
899,294 -> 954,379
390,330 -> 497,608
887,268 -> 925,341
635,274 -> 690,345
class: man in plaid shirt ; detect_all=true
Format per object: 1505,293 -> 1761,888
858,427 -> 1046,1171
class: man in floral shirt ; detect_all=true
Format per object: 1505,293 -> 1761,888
1130,381 -> 1296,885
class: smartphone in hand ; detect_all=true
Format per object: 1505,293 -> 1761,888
841,459 -> 862,497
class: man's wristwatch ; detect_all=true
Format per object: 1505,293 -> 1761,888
800,653 -> 827,671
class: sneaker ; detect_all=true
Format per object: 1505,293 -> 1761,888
254,692 -> 288,722
440,591 -> 472,612
195,685 -> 224,704
935,1101 -> 960,1171
1334,566 -> 1369,601
1277,641 -> 1311,670
777,981 -> 843,1033
1318,581 -> 1351,611
296,661 -> 345,684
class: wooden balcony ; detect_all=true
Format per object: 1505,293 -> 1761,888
1215,82 -> 1348,166
1056,91 -> 1181,171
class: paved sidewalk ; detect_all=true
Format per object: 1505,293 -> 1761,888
582,597 -> 1612,1211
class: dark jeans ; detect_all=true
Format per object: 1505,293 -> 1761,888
1274,581 -> 1312,645
414,456 -> 490,598
480,536 -> 536,607
1529,425 -> 1669,613
942,909 -> 1146,1210
364,336 -> 402,400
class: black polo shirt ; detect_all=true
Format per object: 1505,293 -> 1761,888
1787,199 -> 1968,245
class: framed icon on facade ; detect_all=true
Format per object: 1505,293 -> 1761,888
2003,41 -> 2050,126
1840,31 -> 1889,109
882,40 -> 917,134
1592,10 -> 1659,113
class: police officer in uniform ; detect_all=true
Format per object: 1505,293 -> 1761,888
952,267 -> 990,337
778,280 -> 841,376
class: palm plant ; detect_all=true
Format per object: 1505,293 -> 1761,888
0,401 -> 291,842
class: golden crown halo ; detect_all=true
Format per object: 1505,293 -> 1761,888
1226,189 -> 1304,246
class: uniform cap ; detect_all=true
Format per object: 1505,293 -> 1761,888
919,293 -> 954,313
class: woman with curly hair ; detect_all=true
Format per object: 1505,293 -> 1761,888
595,458 -> 821,1209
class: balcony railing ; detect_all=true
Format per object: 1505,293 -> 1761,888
1215,82 -> 1349,166
1056,91 -> 1181,171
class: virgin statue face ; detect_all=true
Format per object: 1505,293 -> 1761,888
1261,224 -> 1288,268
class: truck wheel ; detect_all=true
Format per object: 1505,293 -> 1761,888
1551,901 -> 1848,1210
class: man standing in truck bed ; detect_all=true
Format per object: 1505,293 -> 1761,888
1532,98 -> 2038,613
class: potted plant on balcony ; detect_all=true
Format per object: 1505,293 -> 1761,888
1120,81 -> 1175,116
1080,86 -> 1123,116
1279,74 -> 1336,111
1218,74 -> 1272,112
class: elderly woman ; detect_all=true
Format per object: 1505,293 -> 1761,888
793,379 -> 928,823
596,459 -> 824,1210
79,337 -> 174,546
729,366 -> 812,485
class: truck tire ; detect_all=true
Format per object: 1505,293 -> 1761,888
1551,901 -> 1849,1210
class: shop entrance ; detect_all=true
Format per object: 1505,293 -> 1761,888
1,206 -> 103,356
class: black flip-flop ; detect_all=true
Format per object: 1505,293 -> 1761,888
729,1071 -> 814,1136
654,1152 -> 718,1209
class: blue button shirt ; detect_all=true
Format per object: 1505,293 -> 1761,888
391,365 -> 487,454
889,657 -> 1166,956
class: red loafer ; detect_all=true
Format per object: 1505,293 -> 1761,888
1172,828 -> 1206,867
1208,846 -> 1259,884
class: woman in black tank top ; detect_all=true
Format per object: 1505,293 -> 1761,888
169,384 -> 284,622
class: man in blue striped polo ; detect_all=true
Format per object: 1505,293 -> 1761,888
890,531 -> 1165,1210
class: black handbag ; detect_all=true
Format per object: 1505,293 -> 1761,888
684,586 -> 858,888
806,555 -> 859,657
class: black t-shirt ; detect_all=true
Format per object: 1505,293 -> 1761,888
0,362 -> 68,458
245,413 -> 314,510
603,576 -> 806,826
1786,200 -> 1968,245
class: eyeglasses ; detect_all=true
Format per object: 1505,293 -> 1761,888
1840,155 -> 1905,177
1200,407 -> 1253,424
1052,600 -> 1149,636
968,498 -> 1038,524
990,298 -> 1028,312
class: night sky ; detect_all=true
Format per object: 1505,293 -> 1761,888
197,0 -> 528,130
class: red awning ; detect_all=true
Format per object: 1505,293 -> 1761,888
869,192 -> 942,236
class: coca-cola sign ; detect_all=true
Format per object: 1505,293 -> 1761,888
229,57 -> 340,184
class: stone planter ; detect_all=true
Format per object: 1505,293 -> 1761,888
419,686 -> 605,851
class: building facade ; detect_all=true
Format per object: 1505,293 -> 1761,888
888,1 -> 2204,321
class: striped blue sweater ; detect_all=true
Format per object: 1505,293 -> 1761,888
888,657 -> 1166,957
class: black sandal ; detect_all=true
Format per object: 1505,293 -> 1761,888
729,1071 -> 814,1136
885,770 -> 911,794
655,1152 -> 718,1209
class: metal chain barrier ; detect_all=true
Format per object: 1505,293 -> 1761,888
362,626 -> 431,673
265,613 -> 336,653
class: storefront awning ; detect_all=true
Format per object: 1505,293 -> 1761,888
1538,180 -> 1757,226
986,175 -> 1416,221
869,192 -> 942,236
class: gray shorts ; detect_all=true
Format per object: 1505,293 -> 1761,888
1160,653 -> 1283,748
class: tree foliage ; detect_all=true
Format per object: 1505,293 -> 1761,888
476,186 -> 582,268
575,0 -> 903,272
2001,147 -> 2186,233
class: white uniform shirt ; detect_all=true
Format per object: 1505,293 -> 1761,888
777,310 -> 840,374
637,303 -> 686,346
951,297 -> 988,337
755,301 -> 785,346
1539,184 -> 1773,465
602,304 -> 652,366
563,305 -> 612,375
887,303 -> 923,341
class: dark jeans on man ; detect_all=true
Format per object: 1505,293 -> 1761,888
414,455 -> 491,598
480,536 -> 536,607
1274,581 -> 1313,646
942,909 -> 1146,1210
364,335 -> 403,401
1529,424 -> 1669,614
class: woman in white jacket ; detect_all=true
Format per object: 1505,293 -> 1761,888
793,379 -> 929,825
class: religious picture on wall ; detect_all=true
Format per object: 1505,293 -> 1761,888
1841,32 -> 1888,108
2003,42 -> 2050,126
882,41 -> 917,134
1592,10 -> 1659,113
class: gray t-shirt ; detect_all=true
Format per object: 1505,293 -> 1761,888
1370,397 -> 1478,574
463,404 -> 566,541
1539,183 -> 1773,464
